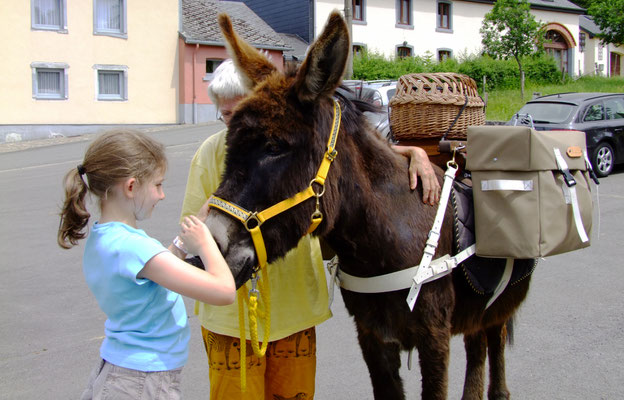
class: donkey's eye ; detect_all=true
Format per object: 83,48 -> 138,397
264,139 -> 288,156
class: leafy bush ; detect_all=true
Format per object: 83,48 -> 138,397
352,51 -> 562,91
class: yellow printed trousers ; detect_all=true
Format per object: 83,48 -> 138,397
201,326 -> 316,400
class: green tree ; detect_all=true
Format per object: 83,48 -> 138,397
588,0 -> 624,46
480,0 -> 543,100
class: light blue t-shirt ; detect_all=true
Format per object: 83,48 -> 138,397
83,222 -> 191,371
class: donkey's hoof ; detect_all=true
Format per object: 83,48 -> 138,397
487,391 -> 510,400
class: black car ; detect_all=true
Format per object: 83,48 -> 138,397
509,92 -> 624,177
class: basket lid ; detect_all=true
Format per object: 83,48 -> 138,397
389,72 -> 485,107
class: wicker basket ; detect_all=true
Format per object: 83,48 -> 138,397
389,73 -> 485,140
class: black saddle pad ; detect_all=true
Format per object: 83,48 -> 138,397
451,180 -> 536,295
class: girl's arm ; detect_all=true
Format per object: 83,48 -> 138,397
139,216 -> 235,305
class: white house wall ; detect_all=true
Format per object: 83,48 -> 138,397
315,1 -> 582,72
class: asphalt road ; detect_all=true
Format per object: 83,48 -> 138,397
1,124 -> 622,399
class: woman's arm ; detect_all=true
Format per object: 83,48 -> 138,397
140,215 -> 235,305
391,145 -> 441,205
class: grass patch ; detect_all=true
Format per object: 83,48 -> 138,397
484,76 -> 624,121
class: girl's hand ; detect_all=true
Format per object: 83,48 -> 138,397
179,215 -> 213,256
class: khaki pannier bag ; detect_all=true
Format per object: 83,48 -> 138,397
466,126 -> 593,258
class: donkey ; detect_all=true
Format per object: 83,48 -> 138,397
204,11 -> 535,400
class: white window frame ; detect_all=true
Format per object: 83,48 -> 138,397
93,0 -> 127,39
31,62 -> 69,100
94,65 -> 128,101
436,0 -> 453,33
31,0 -> 67,33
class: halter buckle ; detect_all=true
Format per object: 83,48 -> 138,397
326,149 -> 338,161
244,212 -> 262,231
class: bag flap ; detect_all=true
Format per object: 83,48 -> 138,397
466,126 -> 531,170
466,126 -> 587,171
531,130 -> 587,171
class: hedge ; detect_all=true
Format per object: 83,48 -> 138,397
352,51 -> 561,91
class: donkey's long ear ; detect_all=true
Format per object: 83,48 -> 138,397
293,11 -> 349,103
218,13 -> 277,90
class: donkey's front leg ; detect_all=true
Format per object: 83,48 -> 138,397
415,324 -> 450,400
486,323 -> 511,400
462,330 -> 487,400
355,323 -> 405,400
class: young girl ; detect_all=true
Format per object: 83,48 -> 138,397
57,129 -> 235,400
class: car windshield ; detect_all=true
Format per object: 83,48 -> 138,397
515,102 -> 576,124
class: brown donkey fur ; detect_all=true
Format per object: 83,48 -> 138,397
205,12 -> 534,400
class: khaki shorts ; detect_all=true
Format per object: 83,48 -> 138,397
202,326 -> 317,400
80,359 -> 183,400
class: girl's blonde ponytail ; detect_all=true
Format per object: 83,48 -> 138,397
58,167 -> 90,248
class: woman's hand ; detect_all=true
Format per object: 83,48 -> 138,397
391,145 -> 441,205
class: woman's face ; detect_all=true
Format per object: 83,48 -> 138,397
219,96 -> 244,127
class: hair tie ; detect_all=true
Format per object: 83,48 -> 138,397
77,164 -> 86,176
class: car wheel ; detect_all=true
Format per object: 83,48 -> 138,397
592,142 -> 615,177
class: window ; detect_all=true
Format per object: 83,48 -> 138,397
353,0 -> 365,22
397,46 -> 412,58
95,65 -> 128,100
31,62 -> 68,100
438,49 -> 452,61
604,98 -> 624,120
353,44 -> 366,58
94,0 -> 127,38
437,1 -> 452,31
204,59 -> 223,81
584,103 -> 604,122
31,0 -> 67,32
397,0 -> 412,26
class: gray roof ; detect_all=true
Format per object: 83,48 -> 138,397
462,0 -> 584,14
277,33 -> 309,61
180,0 -> 289,51
528,0 -> 584,13
579,15 -> 600,37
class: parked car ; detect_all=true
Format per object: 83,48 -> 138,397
363,80 -> 398,110
508,92 -> 624,177
338,81 -> 392,139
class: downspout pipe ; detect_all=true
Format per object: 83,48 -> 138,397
192,43 -> 198,124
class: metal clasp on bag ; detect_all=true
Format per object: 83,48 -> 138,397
560,168 -> 577,187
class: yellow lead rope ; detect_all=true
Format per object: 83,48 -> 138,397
238,266 -> 271,391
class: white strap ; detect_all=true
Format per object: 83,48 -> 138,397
406,164 -> 458,310
328,245 -> 476,295
327,257 -> 339,309
583,150 -> 600,240
553,148 -> 589,243
485,258 -> 514,309
481,179 -> 533,191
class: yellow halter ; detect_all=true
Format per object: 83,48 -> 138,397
207,98 -> 341,390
